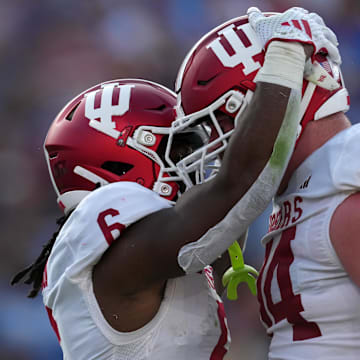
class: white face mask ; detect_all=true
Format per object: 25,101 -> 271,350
160,90 -> 251,191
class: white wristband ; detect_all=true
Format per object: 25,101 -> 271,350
255,41 -> 306,91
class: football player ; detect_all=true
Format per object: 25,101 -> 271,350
175,6 -> 359,359
253,10 -> 360,360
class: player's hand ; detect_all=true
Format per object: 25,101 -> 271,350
247,7 -> 341,65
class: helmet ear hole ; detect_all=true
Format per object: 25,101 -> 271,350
65,103 -> 81,121
101,162 -> 134,177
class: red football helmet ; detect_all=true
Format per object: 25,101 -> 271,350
171,14 -> 350,187
44,79 -> 196,214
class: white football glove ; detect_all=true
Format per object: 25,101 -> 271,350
247,7 -> 341,65
248,7 -> 341,90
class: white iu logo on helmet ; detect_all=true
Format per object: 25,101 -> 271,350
85,83 -> 135,139
206,23 -> 262,75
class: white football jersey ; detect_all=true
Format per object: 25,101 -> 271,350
42,181 -> 230,360
257,124 -> 360,359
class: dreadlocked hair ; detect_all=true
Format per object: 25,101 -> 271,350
11,214 -> 69,298
11,183 -> 102,298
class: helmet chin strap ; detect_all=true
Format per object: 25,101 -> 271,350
73,166 -> 109,186
57,166 -> 109,214
299,82 -> 317,121
296,82 -> 317,142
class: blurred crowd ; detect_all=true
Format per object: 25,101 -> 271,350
2,1 -> 359,359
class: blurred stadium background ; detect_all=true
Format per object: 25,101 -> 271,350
2,0 -> 359,359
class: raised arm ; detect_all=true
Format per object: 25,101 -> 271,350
94,7 -> 340,300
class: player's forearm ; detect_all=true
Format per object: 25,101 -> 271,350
177,88 -> 301,273
217,41 -> 306,200
216,81 -> 293,202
